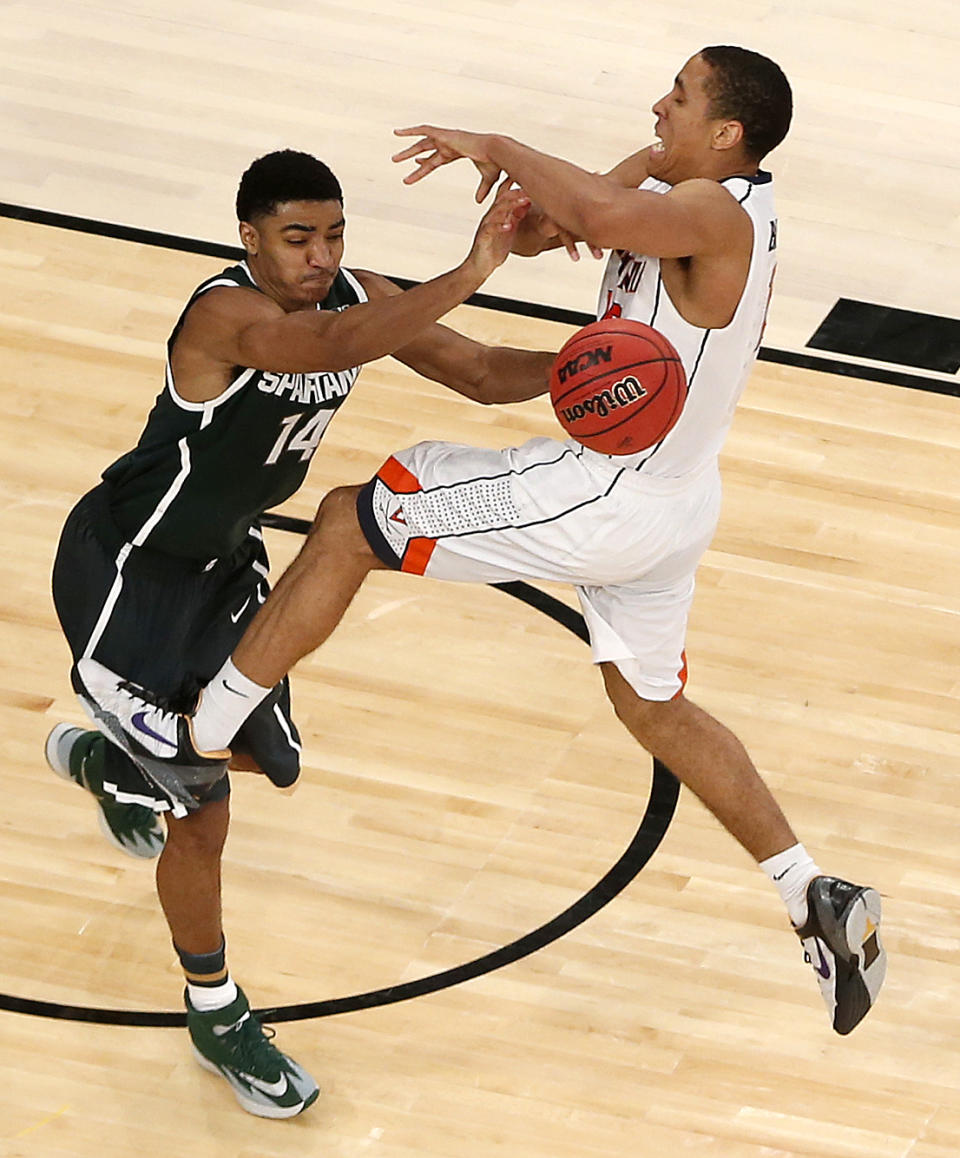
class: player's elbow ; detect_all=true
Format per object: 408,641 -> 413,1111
454,371 -> 495,404
454,348 -> 497,404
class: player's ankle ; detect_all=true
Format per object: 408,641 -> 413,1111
760,843 -> 820,927
193,658 -> 270,752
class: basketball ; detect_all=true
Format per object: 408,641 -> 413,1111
549,318 -> 687,455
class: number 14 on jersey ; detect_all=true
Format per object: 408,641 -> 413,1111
265,410 -> 334,465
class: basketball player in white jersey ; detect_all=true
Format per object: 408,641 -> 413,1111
75,48 -> 886,1036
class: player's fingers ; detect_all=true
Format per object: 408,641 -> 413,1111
557,228 -> 581,262
482,186 -> 518,228
401,154 -> 449,185
393,124 -> 437,139
478,169 -> 510,203
491,180 -> 528,210
476,170 -> 498,202
391,138 -> 435,163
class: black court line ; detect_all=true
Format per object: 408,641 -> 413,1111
0,568 -> 679,1026
2,200 -> 956,396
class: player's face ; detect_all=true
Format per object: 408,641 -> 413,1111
241,200 -> 345,310
648,54 -> 735,182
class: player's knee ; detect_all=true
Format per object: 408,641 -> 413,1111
601,661 -> 676,747
307,485 -> 373,554
164,796 -> 230,861
311,484 -> 361,528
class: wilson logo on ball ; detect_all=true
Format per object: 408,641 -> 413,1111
558,374 -> 647,424
549,319 -> 688,456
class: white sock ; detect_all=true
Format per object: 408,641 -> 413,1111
760,843 -> 821,928
187,974 -> 238,1012
192,658 -> 271,753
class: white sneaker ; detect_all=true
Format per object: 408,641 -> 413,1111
71,659 -> 229,817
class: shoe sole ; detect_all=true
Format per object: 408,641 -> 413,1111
191,1046 -> 319,1119
831,886 -> 885,1035
44,723 -> 80,782
95,807 -> 165,860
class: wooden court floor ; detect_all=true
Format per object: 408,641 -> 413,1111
1,218 -> 960,1157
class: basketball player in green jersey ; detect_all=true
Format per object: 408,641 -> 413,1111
46,149 -> 553,1118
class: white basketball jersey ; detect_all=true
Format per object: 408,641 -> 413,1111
595,172 -> 778,477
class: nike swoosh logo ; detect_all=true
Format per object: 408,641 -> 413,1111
238,1071 -> 290,1097
131,711 -> 178,750
230,596 -> 251,624
811,939 -> 831,979
223,681 -> 248,698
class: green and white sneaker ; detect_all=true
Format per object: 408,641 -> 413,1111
187,987 -> 320,1119
44,723 -> 165,859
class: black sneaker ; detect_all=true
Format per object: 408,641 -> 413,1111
72,658 -> 229,818
796,876 -> 885,1035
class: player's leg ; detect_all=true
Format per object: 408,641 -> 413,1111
60,503 -> 318,1115
162,537 -> 318,1117
598,658 -> 885,1035
156,794 -> 230,955
156,789 -> 319,1118
231,485 -> 382,689
73,435 -> 706,764
601,665 -> 799,860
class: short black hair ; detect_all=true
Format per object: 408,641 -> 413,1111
236,149 -> 343,222
699,46 -> 792,161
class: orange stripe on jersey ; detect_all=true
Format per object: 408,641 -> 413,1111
402,536 -> 436,575
378,455 -> 422,494
671,649 -> 689,700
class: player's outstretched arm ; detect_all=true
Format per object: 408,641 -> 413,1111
393,129 -> 741,261
176,183 -> 530,392
355,268 -> 552,405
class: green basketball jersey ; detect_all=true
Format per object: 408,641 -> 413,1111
103,262 -> 367,559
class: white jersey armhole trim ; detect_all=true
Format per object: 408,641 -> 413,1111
650,189 -> 759,338
339,266 -> 369,304
165,264 -> 365,413
636,175 -> 762,337
165,270 -> 259,413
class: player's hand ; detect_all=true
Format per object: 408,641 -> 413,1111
534,210 -> 604,262
465,179 -> 531,279
393,125 -> 502,202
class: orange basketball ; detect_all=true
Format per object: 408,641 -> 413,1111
549,319 -> 687,455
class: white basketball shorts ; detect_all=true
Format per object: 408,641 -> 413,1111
356,437 -> 722,701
